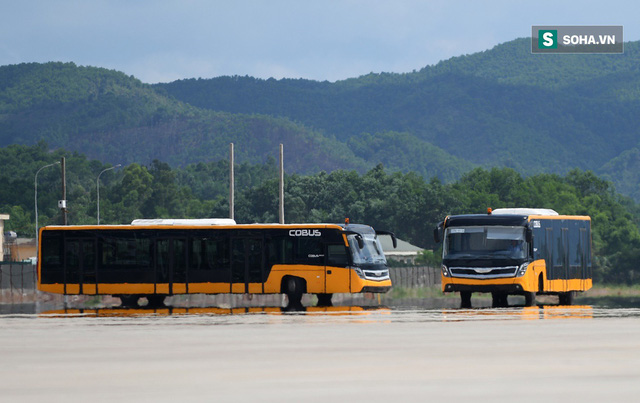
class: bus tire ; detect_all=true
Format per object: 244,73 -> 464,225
118,295 -> 140,307
146,294 -> 167,307
283,277 -> 305,305
524,292 -> 536,307
559,291 -> 575,306
460,291 -> 472,308
492,292 -> 508,308
316,293 -> 333,307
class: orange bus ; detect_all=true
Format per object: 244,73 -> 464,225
434,208 -> 592,307
38,219 -> 395,307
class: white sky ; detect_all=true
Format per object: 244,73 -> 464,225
1,0 -> 637,83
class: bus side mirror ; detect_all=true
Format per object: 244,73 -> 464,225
375,230 -> 397,248
434,222 -> 444,243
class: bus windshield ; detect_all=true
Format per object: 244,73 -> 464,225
443,226 -> 527,260
348,234 -> 387,265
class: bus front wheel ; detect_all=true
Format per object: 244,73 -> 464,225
283,277 -> 305,305
460,291 -> 472,308
524,292 -> 536,307
492,292 -> 508,308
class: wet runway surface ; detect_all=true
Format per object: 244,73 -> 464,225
1,304 -> 640,402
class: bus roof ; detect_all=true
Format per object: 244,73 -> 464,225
491,208 -> 558,216
130,218 -> 237,226
40,222 -> 348,231
445,212 -> 590,228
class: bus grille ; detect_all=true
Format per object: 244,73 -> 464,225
449,266 -> 518,279
363,269 -> 390,281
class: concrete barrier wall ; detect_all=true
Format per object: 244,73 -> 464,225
0,264 -> 438,293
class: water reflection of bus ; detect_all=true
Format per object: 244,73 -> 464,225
41,305 -> 391,317
434,208 -> 592,308
38,219 -> 395,307
441,305 -> 593,321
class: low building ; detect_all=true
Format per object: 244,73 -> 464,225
1,214 -> 9,261
9,238 -> 37,263
378,234 -> 424,265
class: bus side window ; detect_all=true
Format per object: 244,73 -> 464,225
266,237 -> 293,267
42,233 -> 63,268
327,244 -> 348,267
65,241 -> 80,282
189,238 -> 203,270
204,238 -> 229,271
294,238 -> 323,265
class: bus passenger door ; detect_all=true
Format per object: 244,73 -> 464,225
325,244 -> 349,294
545,228 -> 553,286
562,228 -> 569,291
231,237 -> 264,294
156,238 -> 188,295
580,227 -> 588,291
64,238 -> 96,294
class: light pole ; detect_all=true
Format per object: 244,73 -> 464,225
97,164 -> 121,225
35,161 -> 61,247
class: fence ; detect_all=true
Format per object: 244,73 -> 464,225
0,262 -> 36,292
389,266 -> 440,288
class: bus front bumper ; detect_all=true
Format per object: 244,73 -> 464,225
443,282 -> 526,294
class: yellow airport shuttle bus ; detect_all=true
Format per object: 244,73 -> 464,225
434,208 -> 592,307
38,219 -> 395,307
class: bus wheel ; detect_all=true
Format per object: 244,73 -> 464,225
492,292 -> 508,308
118,295 -> 140,307
559,291 -> 575,306
146,295 -> 167,308
316,293 -> 333,307
284,277 -> 305,305
524,292 -> 536,307
460,291 -> 472,308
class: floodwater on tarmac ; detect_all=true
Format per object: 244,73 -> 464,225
1,301 -> 640,402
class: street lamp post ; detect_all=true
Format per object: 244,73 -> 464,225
97,164 -> 121,225
35,161 -> 61,247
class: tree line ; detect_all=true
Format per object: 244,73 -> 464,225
1,143 -> 639,284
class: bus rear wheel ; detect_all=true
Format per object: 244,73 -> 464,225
316,293 -> 333,307
118,295 -> 141,307
559,291 -> 575,306
146,295 -> 167,307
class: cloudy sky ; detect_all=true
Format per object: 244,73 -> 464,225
1,0 -> 638,83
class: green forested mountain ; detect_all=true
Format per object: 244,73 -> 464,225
158,38 -> 640,197
0,62 -> 370,174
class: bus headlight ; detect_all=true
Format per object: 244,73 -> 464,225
442,265 -> 450,277
516,263 -> 529,277
353,267 -> 366,279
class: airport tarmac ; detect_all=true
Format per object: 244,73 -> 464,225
1,305 -> 640,402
